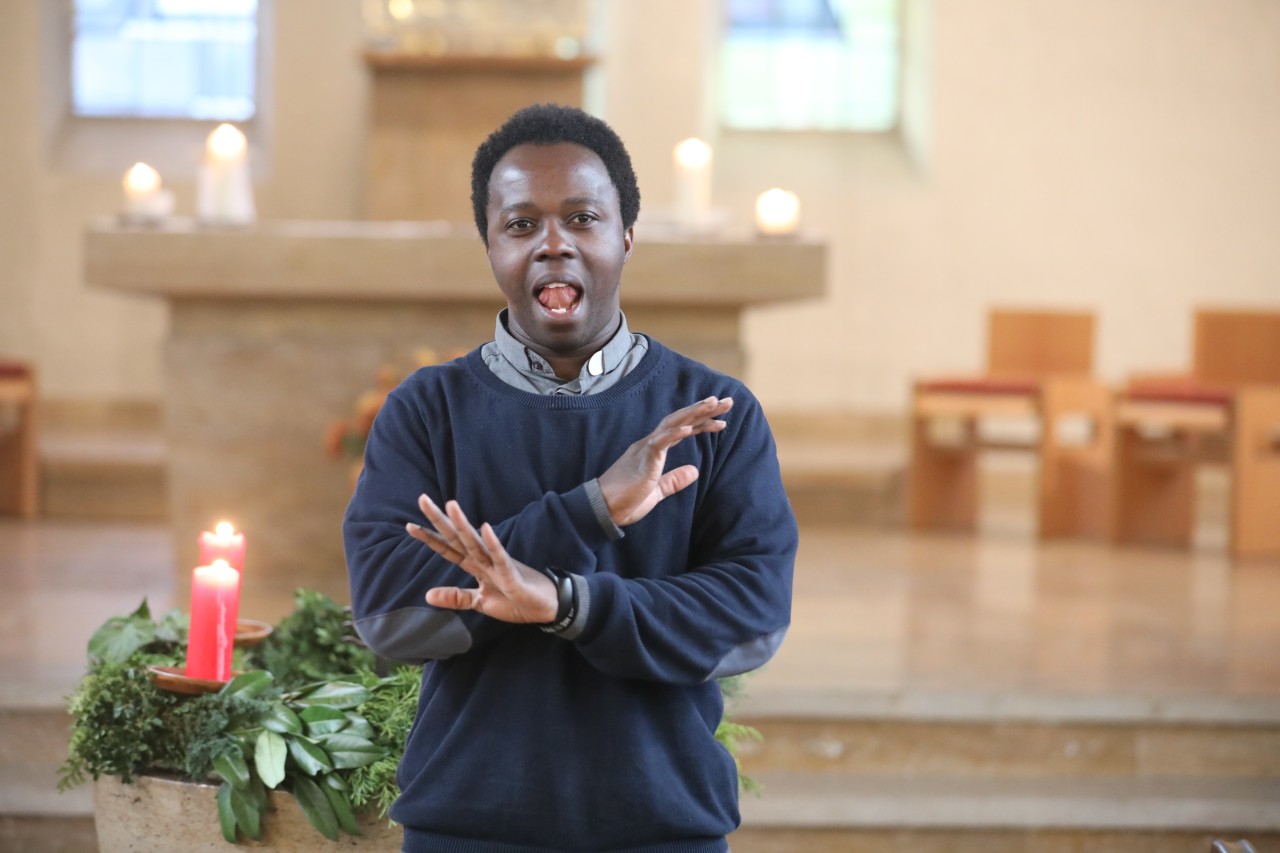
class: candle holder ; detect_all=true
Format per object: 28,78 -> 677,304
148,664 -> 235,696
149,618 -> 273,695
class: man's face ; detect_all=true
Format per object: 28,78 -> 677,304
485,142 -> 633,360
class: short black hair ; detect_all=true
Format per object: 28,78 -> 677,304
470,103 -> 641,244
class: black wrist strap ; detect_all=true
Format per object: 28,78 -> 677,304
539,567 -> 577,634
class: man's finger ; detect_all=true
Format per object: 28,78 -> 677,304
406,522 -> 464,562
426,586 -> 480,611
658,464 -> 700,498
419,494 -> 462,545
445,500 -> 490,561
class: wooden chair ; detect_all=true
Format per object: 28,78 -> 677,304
0,359 -> 39,518
908,309 -> 1111,538
1112,309 -> 1280,558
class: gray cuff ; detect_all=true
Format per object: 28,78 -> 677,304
547,573 -> 591,641
585,478 -> 624,541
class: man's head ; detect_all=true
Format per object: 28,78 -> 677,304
471,104 -> 641,246
472,105 -> 641,374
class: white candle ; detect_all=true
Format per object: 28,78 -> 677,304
121,162 -> 174,222
673,138 -> 713,232
755,188 -> 801,237
197,123 -> 256,226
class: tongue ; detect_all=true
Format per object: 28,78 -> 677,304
538,286 -> 578,311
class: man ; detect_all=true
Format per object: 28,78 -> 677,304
343,103 -> 797,852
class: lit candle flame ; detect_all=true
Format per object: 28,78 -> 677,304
388,0 -> 415,21
207,124 -> 247,161
755,188 -> 801,236
215,521 -> 236,538
124,162 -> 160,194
674,138 -> 712,170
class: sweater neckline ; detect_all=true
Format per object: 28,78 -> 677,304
464,335 -> 668,409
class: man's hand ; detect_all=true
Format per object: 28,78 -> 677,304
407,494 -> 558,624
597,396 -> 733,527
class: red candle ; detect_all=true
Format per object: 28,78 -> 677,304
199,520 -> 246,572
185,559 -> 241,681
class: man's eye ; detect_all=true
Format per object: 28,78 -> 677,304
507,218 -> 534,231
569,213 -> 595,225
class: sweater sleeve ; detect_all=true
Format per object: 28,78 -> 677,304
567,390 -> 797,685
343,384 -> 617,664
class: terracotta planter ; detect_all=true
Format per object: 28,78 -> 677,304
94,774 -> 401,852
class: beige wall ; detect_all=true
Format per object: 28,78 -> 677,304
2,0 -> 1278,410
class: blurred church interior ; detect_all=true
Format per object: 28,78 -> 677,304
1,0 -> 1278,850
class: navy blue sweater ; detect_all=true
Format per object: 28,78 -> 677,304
343,339 -> 797,852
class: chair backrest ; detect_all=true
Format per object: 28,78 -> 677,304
985,309 -> 1094,378
1193,309 -> 1280,386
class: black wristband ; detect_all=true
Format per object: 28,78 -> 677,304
539,567 -> 577,634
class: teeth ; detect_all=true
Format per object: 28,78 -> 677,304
550,307 -> 568,314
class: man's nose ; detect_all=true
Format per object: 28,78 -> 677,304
535,220 -> 576,260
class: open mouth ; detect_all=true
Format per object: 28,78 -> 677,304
535,282 -> 583,316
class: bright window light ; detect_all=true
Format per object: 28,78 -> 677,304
73,0 -> 258,121
720,0 -> 901,132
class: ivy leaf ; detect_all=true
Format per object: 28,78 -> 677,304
87,608 -> 157,664
221,670 -> 273,699
293,682 -> 369,709
229,784 -> 263,839
287,736 -> 333,776
154,608 -> 188,643
215,781 -> 238,843
261,704 -> 303,735
254,731 -> 287,789
300,705 -> 348,736
320,777 -> 362,836
213,751 -> 251,790
319,734 -> 384,770
293,776 -> 340,841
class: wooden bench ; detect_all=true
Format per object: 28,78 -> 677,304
1112,309 -> 1280,558
908,309 -> 1111,538
0,360 -> 38,518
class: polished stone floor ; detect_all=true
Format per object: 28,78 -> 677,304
2,517 -> 1278,713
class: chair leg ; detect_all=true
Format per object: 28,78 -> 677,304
1038,379 -> 1112,539
908,415 -> 979,531
1230,387 -> 1280,558
1111,426 -> 1195,548
0,382 -> 38,519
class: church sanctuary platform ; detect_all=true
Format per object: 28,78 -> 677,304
3,500 -> 1278,851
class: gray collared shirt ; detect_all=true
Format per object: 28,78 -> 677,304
480,309 -> 649,396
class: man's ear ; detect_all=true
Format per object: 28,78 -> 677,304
622,227 -> 634,263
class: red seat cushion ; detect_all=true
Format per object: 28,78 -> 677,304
1125,378 -> 1233,406
0,361 -> 32,380
917,376 -> 1041,396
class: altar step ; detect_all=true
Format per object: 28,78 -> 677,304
5,694 -> 1279,852
726,696 -> 1280,852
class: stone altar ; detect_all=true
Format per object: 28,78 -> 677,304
85,218 -> 825,601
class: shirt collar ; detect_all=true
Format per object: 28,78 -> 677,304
493,309 -> 634,387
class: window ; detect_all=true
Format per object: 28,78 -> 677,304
73,0 -> 259,121
720,0 -> 901,132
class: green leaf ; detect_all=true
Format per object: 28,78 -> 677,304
343,716 -> 375,740
216,781 -> 238,843
321,777 -> 362,836
300,705 -> 348,735
261,704 -> 303,735
254,730 -> 287,789
229,784 -> 262,839
287,736 -> 333,775
319,734 -> 384,770
293,682 -> 369,709
213,751 -> 251,790
154,608 -> 188,643
87,613 -> 157,664
293,776 -> 340,841
221,670 -> 273,699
